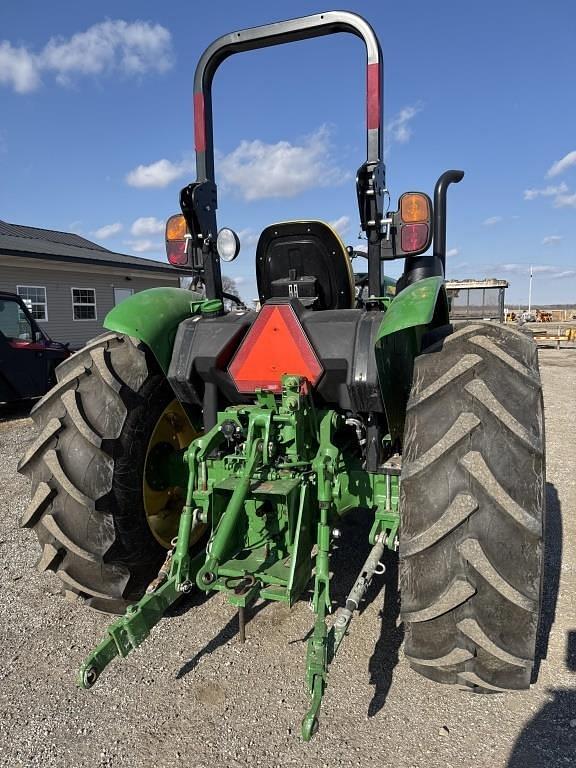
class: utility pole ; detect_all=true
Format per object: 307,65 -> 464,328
528,264 -> 533,314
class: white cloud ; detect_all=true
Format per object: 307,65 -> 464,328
131,216 -> 165,236
218,126 -> 348,201
386,104 -> 423,145
523,182 -> 568,201
523,181 -> 576,208
497,263 -> 576,279
542,235 -> 563,245
124,238 -> 162,253
446,247 -> 460,258
41,21 -> 172,82
92,222 -> 122,239
546,150 -> 576,178
232,276 -> 247,286
553,191 -> 576,209
329,216 -> 351,237
237,228 -> 259,248
0,41 -> 40,93
483,216 -> 503,226
0,20 -> 172,93
126,158 -> 190,188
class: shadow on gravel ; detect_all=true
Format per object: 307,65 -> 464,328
508,634 -> 576,767
507,687 -> 576,767
0,399 -> 34,423
329,508 -> 382,607
507,485 -> 572,768
533,482 -> 563,681
319,509 -> 403,718
175,599 -> 268,678
367,551 -> 403,717
174,508 -> 399,687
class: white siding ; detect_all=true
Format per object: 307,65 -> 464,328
0,260 -> 180,348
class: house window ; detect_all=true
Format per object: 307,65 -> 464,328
71,288 -> 97,321
17,285 -> 47,321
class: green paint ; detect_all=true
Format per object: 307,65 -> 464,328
103,287 -> 219,372
77,507 -> 205,688
375,276 -> 445,340
369,471 -> 401,545
374,277 -> 448,440
79,374 -> 401,740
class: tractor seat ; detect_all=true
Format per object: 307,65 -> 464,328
255,221 -> 355,310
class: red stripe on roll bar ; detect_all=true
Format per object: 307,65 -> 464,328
366,62 -> 380,130
194,92 -> 206,152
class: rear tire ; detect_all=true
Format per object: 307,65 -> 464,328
18,333 -> 195,613
400,321 -> 545,692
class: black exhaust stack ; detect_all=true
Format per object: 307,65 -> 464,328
399,169 -> 464,289
434,170 -> 464,274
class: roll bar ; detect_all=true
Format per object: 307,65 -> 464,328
193,11 -> 383,181
179,11 -> 385,300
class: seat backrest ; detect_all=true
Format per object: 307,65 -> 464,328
255,221 -> 354,310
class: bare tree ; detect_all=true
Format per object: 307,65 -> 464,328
180,274 -> 242,310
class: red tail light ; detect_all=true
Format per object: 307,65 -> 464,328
401,223 -> 429,252
165,214 -> 190,266
397,192 -> 433,255
228,304 -> 323,393
166,240 -> 189,266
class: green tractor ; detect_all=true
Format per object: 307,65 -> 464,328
19,11 -> 545,740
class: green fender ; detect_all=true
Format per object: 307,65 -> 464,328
104,287 -> 205,373
374,276 -> 448,441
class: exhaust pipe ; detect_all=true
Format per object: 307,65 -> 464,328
398,169 -> 464,290
433,169 -> 464,274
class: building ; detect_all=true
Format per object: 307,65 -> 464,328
0,219 -> 180,348
445,279 -> 508,322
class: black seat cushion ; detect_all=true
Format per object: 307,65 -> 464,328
255,221 -> 354,310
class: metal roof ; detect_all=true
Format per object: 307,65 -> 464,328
0,219 -> 179,275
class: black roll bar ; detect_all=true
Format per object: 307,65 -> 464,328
180,10 -> 384,301
193,11 -> 383,182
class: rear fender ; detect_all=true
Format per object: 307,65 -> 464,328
374,277 -> 448,441
104,287 -> 205,373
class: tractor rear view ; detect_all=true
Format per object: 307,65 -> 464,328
18,11 -> 545,740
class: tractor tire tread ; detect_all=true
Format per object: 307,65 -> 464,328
400,321 -> 544,693
18,333 -> 159,613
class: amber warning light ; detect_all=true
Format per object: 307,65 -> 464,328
228,304 -> 323,393
399,192 -> 431,254
165,214 -> 190,266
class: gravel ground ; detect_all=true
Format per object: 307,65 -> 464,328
0,348 -> 574,768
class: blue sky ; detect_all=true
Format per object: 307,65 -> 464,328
1,0 -> 575,305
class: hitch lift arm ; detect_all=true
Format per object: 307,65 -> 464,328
77,378 -> 401,743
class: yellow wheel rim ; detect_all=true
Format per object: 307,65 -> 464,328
143,399 -> 204,549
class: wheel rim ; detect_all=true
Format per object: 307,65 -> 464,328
143,399 -> 203,549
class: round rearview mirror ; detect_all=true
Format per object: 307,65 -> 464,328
216,228 -> 240,262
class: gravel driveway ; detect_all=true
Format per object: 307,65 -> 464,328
0,349 -> 574,768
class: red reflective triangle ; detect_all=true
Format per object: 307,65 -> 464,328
228,304 -> 323,393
